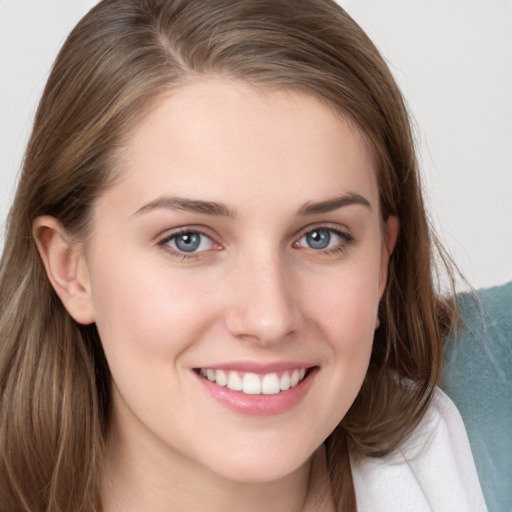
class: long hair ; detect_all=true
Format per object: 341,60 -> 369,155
0,1 -> 456,510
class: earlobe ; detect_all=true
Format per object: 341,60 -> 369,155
33,216 -> 95,325
379,215 -> 399,298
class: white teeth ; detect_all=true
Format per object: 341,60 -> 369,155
216,369 -> 227,387
261,373 -> 280,395
227,371 -> 243,391
199,368 -> 309,395
242,372 -> 261,394
279,372 -> 291,391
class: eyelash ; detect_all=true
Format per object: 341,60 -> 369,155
294,226 -> 354,256
157,225 -> 354,260
158,228 -> 220,261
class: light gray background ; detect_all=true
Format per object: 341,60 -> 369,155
1,0 -> 511,290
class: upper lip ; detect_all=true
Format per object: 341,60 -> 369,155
194,361 -> 316,373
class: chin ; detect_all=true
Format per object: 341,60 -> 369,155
199,440 -> 315,484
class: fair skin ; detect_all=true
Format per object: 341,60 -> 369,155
34,79 -> 398,512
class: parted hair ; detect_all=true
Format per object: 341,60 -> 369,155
0,1 -> 456,510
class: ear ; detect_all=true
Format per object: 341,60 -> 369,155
379,215 -> 399,298
33,216 -> 95,324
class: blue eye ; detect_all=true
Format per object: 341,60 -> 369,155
164,231 -> 215,253
305,229 -> 332,249
297,228 -> 349,251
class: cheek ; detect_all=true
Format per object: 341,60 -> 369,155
307,253 -> 382,393
88,250 -> 218,370
311,258 -> 381,338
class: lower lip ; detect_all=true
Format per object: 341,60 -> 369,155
194,368 -> 318,416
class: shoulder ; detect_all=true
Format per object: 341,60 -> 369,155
350,388 -> 488,512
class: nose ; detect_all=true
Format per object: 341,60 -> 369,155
223,251 -> 299,346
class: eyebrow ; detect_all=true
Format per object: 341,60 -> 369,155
297,193 -> 371,215
133,196 -> 238,218
133,191 -> 371,219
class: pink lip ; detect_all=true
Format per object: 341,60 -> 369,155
195,361 -> 312,373
193,365 -> 319,417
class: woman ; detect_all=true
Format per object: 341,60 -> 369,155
0,1 -> 486,511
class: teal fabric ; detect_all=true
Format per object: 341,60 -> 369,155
442,281 -> 512,512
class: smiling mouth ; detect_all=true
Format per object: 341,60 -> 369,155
196,368 -> 311,395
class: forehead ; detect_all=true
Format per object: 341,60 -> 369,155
109,79 -> 379,214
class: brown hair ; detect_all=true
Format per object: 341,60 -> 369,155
0,1 -> 456,510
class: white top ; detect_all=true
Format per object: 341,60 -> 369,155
351,388 -> 488,512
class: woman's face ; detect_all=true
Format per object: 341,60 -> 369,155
81,79 -> 396,484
